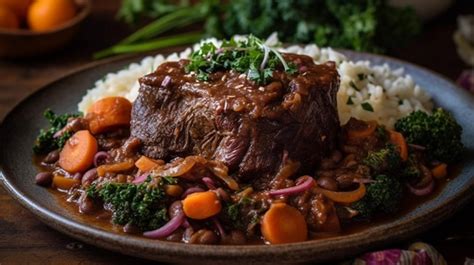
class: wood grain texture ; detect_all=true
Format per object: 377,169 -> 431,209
0,0 -> 473,264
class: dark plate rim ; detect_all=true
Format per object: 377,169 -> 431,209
1,49 -> 473,263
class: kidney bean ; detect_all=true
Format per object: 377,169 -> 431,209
35,172 -> 53,186
189,229 -> 218,245
320,158 -> 335,170
168,201 -> 183,219
317,176 -> 338,191
336,174 -> 355,190
214,188 -> 230,202
43,150 -> 60,164
222,230 -> 246,245
82,168 -> 97,186
79,195 -> 95,214
166,228 -> 184,242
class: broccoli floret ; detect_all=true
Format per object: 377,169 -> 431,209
87,178 -> 169,231
352,174 -> 403,218
363,144 -> 402,174
33,109 -> 81,154
395,108 -> 463,163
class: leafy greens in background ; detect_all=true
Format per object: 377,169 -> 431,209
95,0 -> 421,58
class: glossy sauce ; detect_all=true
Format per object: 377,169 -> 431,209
36,155 -> 458,244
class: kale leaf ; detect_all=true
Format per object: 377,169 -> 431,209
87,177 -> 172,231
33,109 -> 81,155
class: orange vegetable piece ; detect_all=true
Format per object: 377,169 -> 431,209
27,0 -> 76,31
97,160 -> 135,177
0,0 -> 31,18
432,163 -> 447,179
52,175 -> 80,190
182,191 -> 222,220
314,183 -> 366,204
165,185 -> 184,197
347,121 -> 377,140
59,130 -> 98,174
135,156 -> 161,172
0,5 -> 19,29
86,97 -> 133,135
261,202 -> 308,244
389,130 -> 408,161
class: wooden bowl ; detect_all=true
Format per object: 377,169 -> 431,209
0,0 -> 91,58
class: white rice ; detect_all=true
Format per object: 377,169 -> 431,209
78,34 -> 433,129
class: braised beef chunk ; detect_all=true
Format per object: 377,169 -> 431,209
131,53 -> 340,188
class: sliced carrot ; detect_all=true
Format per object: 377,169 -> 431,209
86,97 -> 132,134
432,163 -> 447,179
182,191 -> 221,220
53,175 -> 80,190
389,130 -> 408,161
347,121 -> 377,140
135,156 -> 161,172
97,160 -> 135,177
314,183 -> 366,204
261,202 -> 308,244
58,130 -> 98,173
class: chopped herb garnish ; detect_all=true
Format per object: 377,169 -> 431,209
346,96 -> 354,105
361,102 -> 374,112
161,176 -> 177,185
349,80 -> 360,91
185,35 -> 297,85
357,73 -> 366,81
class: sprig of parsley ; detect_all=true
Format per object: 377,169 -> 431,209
33,110 -> 81,155
185,35 -> 297,85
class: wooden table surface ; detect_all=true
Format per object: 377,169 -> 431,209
1,1 -> 473,264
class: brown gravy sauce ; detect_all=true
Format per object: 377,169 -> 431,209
35,154 -> 459,244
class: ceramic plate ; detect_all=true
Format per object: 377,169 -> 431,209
1,51 -> 473,264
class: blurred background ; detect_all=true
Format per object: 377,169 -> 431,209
0,0 -> 473,264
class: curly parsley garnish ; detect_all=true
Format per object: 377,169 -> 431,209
185,35 -> 297,85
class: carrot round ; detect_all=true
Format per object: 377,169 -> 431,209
135,156 -> 162,172
86,97 -> 132,134
59,130 -> 98,173
261,202 -> 307,244
432,163 -> 447,179
389,130 -> 408,161
314,183 -> 366,204
182,191 -> 221,220
53,175 -> 80,190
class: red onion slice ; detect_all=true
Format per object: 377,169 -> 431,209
268,177 -> 315,196
181,218 -> 191,228
93,151 -> 110,167
181,187 -> 205,198
408,143 -> 426,151
407,180 -> 435,196
143,211 -> 185,239
213,217 -> 225,237
132,173 -> 149,184
202,177 -> 216,190
161,75 -> 172,87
